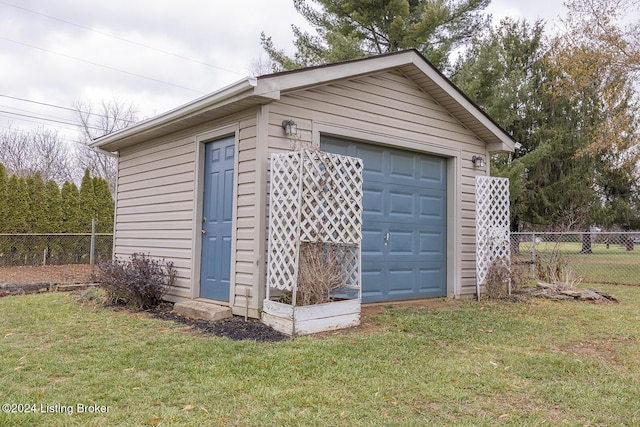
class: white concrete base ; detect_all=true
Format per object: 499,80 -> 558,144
173,300 -> 232,322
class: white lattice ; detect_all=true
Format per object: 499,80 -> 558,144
475,176 -> 510,286
267,150 -> 363,301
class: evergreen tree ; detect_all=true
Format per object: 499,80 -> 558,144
26,172 -> 48,233
45,179 -> 63,232
61,181 -> 81,233
44,179 -> 64,264
78,168 -> 96,232
452,17 -> 638,234
61,181 -> 82,263
93,176 -> 114,233
5,176 -> 29,233
0,163 -> 8,261
0,163 -> 8,233
261,0 -> 491,72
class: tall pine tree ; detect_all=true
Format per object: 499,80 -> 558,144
0,163 -> 7,233
5,176 -> 29,233
78,168 -> 97,232
26,173 -> 48,233
61,181 -> 81,233
261,0 -> 491,72
45,179 -> 63,233
92,176 -> 114,233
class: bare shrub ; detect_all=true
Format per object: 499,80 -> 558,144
295,242 -> 346,305
532,241 -> 584,289
510,263 -> 532,291
535,242 -> 568,283
97,253 -> 176,309
484,257 -> 511,299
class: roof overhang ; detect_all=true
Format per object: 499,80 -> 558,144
91,78 -> 280,152
93,49 -> 516,153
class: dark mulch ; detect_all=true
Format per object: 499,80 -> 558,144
146,303 -> 289,343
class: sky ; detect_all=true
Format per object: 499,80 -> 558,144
0,0 -> 569,145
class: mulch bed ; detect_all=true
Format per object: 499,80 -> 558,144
146,303 -> 289,343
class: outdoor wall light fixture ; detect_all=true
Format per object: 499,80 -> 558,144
282,119 -> 298,136
472,155 -> 485,169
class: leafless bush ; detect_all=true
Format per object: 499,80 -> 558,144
295,242 -> 346,305
535,242 -> 569,283
510,263 -> 532,291
484,257 -> 511,299
485,258 -> 532,299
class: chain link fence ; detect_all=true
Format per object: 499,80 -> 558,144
511,232 -> 640,286
0,231 -> 113,287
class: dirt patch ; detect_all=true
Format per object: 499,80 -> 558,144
0,264 -> 92,286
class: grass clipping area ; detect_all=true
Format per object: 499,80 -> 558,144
0,286 -> 639,426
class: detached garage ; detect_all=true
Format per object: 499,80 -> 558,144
93,49 -> 515,318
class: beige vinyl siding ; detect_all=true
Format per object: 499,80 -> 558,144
114,112 -> 258,303
460,162 -> 484,294
115,133 -> 196,300
265,69 -> 487,298
229,115 -> 258,313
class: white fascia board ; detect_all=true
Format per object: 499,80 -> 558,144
257,51 -> 417,93
91,77 -> 259,150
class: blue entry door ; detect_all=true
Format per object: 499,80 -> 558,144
321,136 -> 447,303
200,136 -> 235,301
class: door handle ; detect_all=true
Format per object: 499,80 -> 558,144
384,232 -> 389,245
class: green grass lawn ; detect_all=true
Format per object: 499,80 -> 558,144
1,288 -> 639,426
514,241 -> 640,285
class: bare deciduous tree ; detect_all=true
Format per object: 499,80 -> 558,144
30,129 -> 75,184
74,97 -> 138,194
248,55 -> 276,77
0,127 -> 74,184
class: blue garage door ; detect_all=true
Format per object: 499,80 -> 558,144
321,136 -> 447,302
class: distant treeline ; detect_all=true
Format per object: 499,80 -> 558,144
0,163 -> 114,266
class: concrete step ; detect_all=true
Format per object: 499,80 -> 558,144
173,300 -> 232,322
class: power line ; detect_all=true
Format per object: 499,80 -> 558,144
0,94 -> 138,124
0,109 -> 102,131
0,113 -> 77,132
0,36 -> 207,94
0,103 -> 75,124
0,0 -> 248,78
0,120 -> 96,149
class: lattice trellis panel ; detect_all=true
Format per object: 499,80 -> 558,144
267,149 -> 363,301
475,176 -> 510,286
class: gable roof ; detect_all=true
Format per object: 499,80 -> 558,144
92,49 -> 516,153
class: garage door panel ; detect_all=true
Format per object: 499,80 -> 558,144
389,191 -> 414,217
419,231 -> 446,256
321,135 -> 447,302
363,187 -> 385,216
362,229 -> 385,256
358,147 -> 385,175
388,268 -> 414,293
361,266 -> 385,298
419,266 -> 446,292
388,231 -> 413,254
420,194 -> 446,220
389,152 -> 415,178
419,158 -> 447,186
